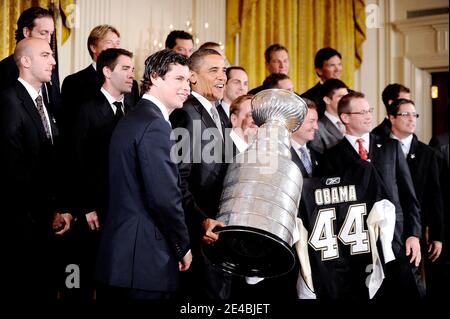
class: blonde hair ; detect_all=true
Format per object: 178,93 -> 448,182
87,25 -> 120,59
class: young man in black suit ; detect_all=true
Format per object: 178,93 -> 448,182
388,98 -> 444,297
170,48 -> 231,299
301,47 -> 343,118
372,83 -> 411,138
67,48 -> 135,300
61,25 -> 139,135
96,49 -> 192,300
0,7 -> 61,122
0,37 -> 72,300
324,91 -> 424,299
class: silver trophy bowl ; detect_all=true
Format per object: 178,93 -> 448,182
203,89 -> 307,278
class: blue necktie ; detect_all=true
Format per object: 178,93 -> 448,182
299,147 -> 312,175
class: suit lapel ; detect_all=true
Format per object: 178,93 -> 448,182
407,135 -> 419,169
290,147 -> 308,177
369,134 -> 383,163
322,117 -> 342,138
191,95 -> 223,142
15,82 -> 48,141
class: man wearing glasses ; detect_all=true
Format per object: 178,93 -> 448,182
388,98 -> 444,298
323,91 -> 424,300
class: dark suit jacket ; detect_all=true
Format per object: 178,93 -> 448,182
301,82 -> 325,117
406,135 -> 444,241
71,91 -> 132,219
0,81 -> 64,292
170,94 -> 229,246
290,145 -> 321,178
61,65 -> 139,134
0,81 -> 61,227
0,54 -> 62,123
96,98 -> 190,292
372,118 -> 391,138
323,134 -> 422,255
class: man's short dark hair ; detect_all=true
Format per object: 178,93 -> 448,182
15,7 -> 53,43
198,42 -> 220,50
302,97 -> 317,110
321,79 -> 348,98
97,48 -> 133,84
230,94 -> 253,116
387,98 -> 415,117
226,66 -> 246,83
314,47 -> 342,69
165,30 -> 193,49
337,91 -> 365,117
188,48 -> 222,73
141,49 -> 188,93
382,83 -> 410,110
264,44 -> 288,64
262,73 -> 290,89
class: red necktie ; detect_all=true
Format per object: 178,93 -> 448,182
356,138 -> 368,160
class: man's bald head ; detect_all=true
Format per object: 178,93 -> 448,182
14,37 -> 45,66
14,37 -> 55,89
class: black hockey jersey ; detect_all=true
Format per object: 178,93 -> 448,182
296,161 -> 396,300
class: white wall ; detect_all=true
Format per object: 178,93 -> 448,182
355,0 -> 449,142
58,0 -> 226,85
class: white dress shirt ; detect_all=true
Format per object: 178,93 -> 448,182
345,132 -> 370,155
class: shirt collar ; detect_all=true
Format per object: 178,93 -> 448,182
101,87 -> 124,105
18,77 -> 41,102
221,101 -> 230,118
324,111 -> 342,128
390,133 -> 413,156
142,93 -> 170,123
345,132 -> 370,152
192,91 -> 214,116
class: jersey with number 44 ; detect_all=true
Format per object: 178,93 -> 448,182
295,161 -> 396,300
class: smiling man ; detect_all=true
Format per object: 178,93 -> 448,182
323,91 -> 425,300
96,49 -> 192,300
170,48 -> 232,299
388,99 -> 443,281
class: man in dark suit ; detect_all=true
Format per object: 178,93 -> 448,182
0,7 -> 61,122
68,48 -> 135,300
248,44 -> 290,94
290,100 -> 321,178
301,47 -> 343,118
309,79 -> 348,153
95,49 -> 192,300
170,48 -> 230,299
372,83 -> 410,138
61,25 -> 139,135
388,98 -> 444,296
324,91 -> 424,299
0,38 -> 72,300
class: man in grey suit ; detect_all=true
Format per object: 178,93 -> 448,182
309,79 -> 348,153
96,49 -> 192,300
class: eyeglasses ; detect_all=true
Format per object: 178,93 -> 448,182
396,112 -> 419,118
345,107 -> 374,115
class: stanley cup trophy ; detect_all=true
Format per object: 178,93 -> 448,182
203,89 -> 307,278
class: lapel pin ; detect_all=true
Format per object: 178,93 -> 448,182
410,154 -> 415,159
376,144 -> 382,148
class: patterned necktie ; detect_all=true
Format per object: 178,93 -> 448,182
210,106 -> 223,138
113,101 -> 124,120
356,138 -> 368,160
299,147 -> 312,175
35,95 -> 51,139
